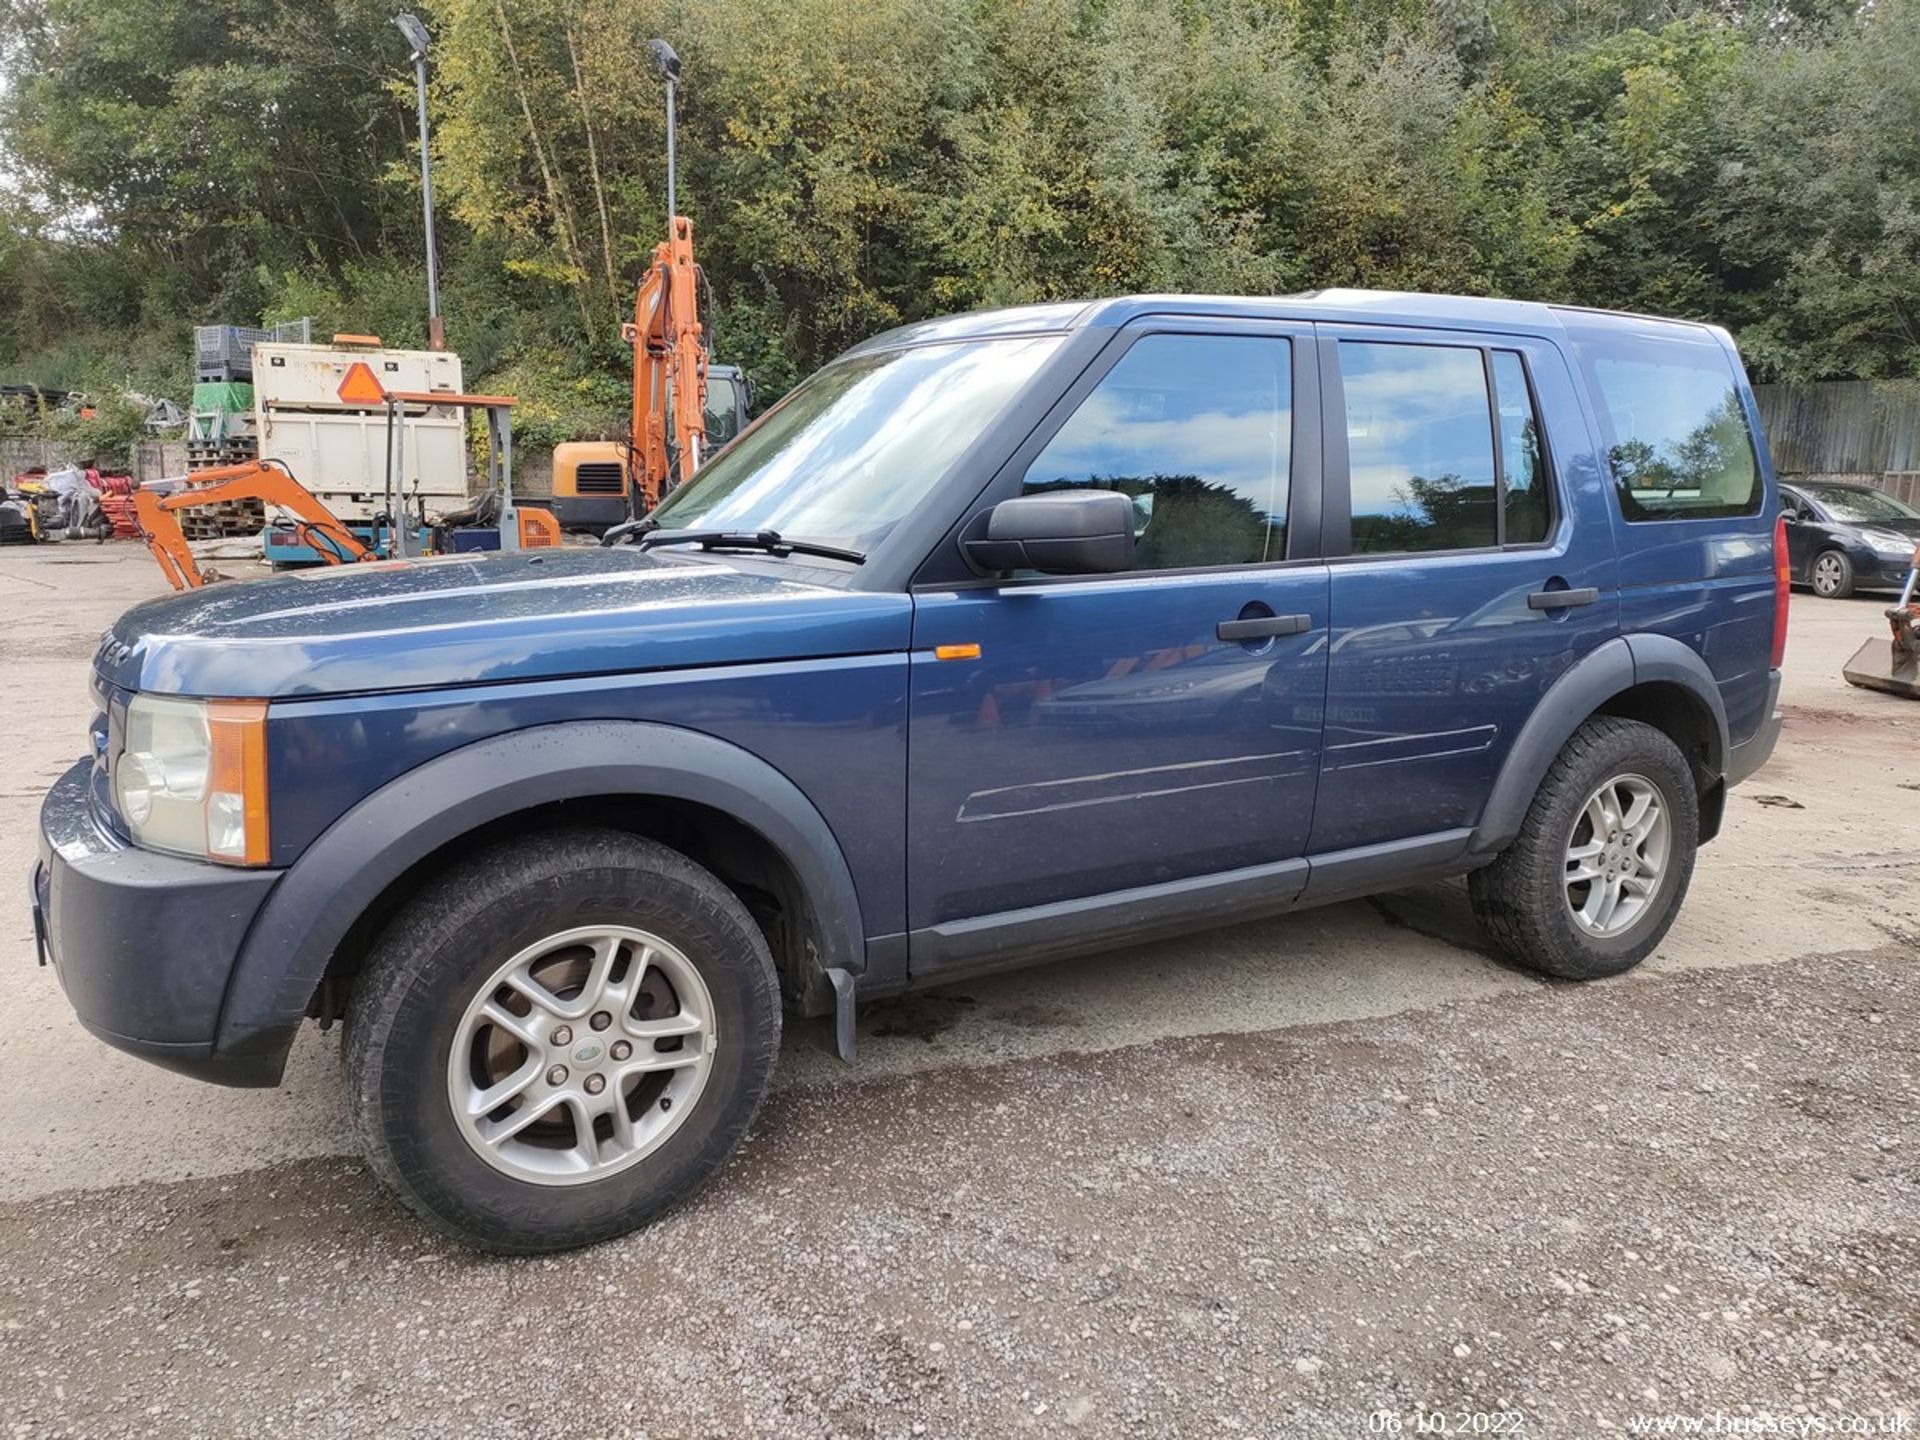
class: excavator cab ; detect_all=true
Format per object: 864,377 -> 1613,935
704,365 -> 754,449
550,367 -> 754,534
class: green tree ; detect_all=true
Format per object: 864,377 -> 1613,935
11,0 -> 1920,424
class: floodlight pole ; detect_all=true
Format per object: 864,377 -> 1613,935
664,69 -> 677,218
649,40 -> 683,219
397,14 -> 444,350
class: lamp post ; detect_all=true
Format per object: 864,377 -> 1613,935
395,13 -> 444,351
648,39 -> 682,219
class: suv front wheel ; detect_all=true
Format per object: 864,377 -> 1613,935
1469,717 -> 1699,980
344,828 -> 782,1253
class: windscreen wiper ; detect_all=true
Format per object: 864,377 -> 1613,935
636,527 -> 865,564
599,515 -> 661,548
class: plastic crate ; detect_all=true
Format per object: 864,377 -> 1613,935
194,324 -> 272,371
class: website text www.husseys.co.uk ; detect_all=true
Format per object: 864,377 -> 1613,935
1626,1413 -> 1914,1437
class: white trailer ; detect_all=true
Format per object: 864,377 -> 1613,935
251,341 -> 472,522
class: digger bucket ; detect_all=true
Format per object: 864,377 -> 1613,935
1843,558 -> 1920,698
1843,631 -> 1920,697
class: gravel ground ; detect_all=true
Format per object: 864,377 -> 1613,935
3,949 -> 1917,1438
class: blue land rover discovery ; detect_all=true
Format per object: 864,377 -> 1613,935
32,292 -> 1785,1252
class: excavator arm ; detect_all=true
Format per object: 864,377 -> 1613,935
134,460 -> 374,590
623,215 -> 710,511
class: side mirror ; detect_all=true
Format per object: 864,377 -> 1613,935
1781,510 -> 1800,525
963,491 -> 1137,576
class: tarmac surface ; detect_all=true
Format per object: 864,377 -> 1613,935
0,543 -> 1915,1437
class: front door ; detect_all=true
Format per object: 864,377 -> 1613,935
906,325 -> 1331,954
1307,326 -> 1620,855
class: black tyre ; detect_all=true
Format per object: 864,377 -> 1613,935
1468,717 -> 1698,980
1810,548 -> 1856,599
344,827 -> 781,1253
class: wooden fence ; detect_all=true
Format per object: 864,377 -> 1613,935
1752,380 -> 1920,505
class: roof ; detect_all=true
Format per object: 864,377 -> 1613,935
845,288 -> 1719,356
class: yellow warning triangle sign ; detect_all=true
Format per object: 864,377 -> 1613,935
336,360 -> 386,406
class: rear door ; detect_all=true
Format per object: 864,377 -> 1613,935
1308,326 -> 1619,855
905,321 -> 1331,949
1562,316 -> 1776,746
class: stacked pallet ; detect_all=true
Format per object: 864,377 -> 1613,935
185,378 -> 262,526
184,393 -> 266,536
185,433 -> 260,470
173,485 -> 268,541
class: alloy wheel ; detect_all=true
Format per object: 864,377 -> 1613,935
1813,553 -> 1845,596
1563,773 -> 1670,939
446,925 -> 716,1185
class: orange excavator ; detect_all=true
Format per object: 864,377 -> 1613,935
135,460 -> 375,589
626,39 -> 712,509
552,39 -> 722,529
136,383 -> 561,590
623,210 -> 708,511
592,202 -> 709,517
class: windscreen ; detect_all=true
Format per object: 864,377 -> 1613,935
1803,485 -> 1920,524
650,335 -> 1063,552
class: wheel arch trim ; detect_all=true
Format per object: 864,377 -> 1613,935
213,720 -> 867,1073
1469,636 -> 1730,861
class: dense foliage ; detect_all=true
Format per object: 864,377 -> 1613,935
5,0 -> 1920,436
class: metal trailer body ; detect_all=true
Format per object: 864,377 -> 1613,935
251,342 -> 470,523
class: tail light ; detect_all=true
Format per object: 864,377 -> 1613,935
1770,511 -> 1790,669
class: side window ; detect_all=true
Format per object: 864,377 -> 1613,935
1020,333 -> 1290,570
1492,350 -> 1552,545
1574,329 -> 1762,521
1340,341 -> 1497,554
703,386 -> 741,446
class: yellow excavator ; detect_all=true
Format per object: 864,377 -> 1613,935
551,40 -> 750,533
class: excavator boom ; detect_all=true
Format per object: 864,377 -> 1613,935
624,215 -> 709,510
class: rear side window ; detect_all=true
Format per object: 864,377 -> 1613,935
1021,333 -> 1291,570
1338,340 -> 1557,555
1341,342 -> 1497,554
1575,328 -> 1761,521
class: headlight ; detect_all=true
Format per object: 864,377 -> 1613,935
114,695 -> 271,865
1870,532 -> 1917,556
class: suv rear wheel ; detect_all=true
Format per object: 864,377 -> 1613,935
344,828 -> 781,1253
1469,717 -> 1699,980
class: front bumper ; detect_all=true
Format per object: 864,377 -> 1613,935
31,759 -> 285,1086
1856,551 -> 1920,590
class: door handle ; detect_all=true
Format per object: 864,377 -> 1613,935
1527,587 -> 1599,611
1217,613 -> 1312,642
